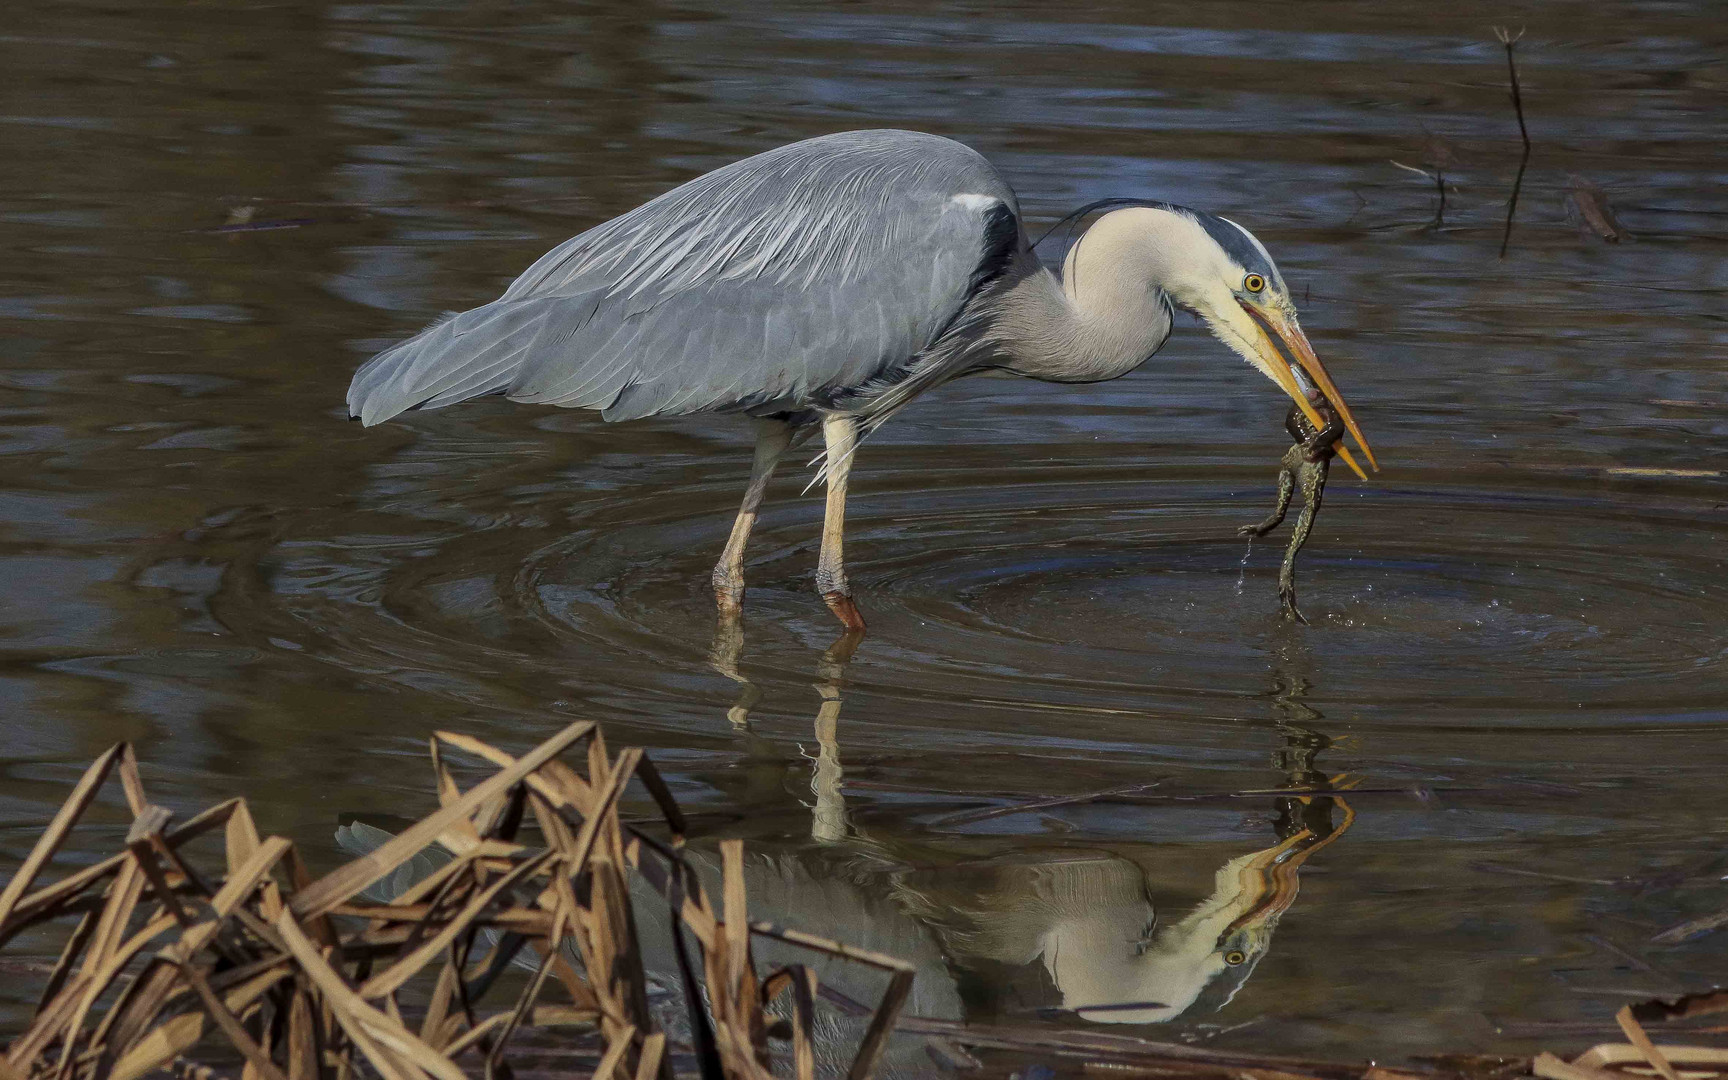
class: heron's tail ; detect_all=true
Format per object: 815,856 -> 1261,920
346,300 -> 548,426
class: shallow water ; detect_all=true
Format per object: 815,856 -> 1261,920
5,0 -> 1728,1060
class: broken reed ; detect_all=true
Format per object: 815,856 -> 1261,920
0,722 -> 913,1080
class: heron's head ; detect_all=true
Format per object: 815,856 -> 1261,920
1053,847 -> 1290,1026
1072,205 -> 1376,477
1068,920 -> 1275,1025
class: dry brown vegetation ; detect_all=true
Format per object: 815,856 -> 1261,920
2,722 -> 1726,1080
0,721 -> 911,1080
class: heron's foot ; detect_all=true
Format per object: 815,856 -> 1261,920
1238,519 -> 1279,539
822,591 -> 867,633
1278,584 -> 1308,626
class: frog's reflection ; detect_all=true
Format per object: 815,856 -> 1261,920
705,616 -> 1354,1026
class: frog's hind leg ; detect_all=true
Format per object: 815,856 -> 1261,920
1240,459 -> 1298,538
1278,467 -> 1329,623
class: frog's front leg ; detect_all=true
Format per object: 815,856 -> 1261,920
1239,449 -> 1302,538
1301,414 -> 1346,463
1278,459 -> 1330,623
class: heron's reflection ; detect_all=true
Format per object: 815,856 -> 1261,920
704,617 -> 1356,1028
711,613 -> 861,842
335,626 -> 1356,1080
808,632 -> 858,843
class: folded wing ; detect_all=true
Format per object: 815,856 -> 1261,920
347,129 -> 1021,426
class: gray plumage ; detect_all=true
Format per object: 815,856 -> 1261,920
1192,213 -> 1286,294
346,127 -> 1370,625
348,129 -> 1023,426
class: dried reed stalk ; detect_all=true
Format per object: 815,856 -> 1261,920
0,722 -> 913,1080
6,730 -> 1724,1080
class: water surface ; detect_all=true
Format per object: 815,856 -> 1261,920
4,0 -> 1728,1060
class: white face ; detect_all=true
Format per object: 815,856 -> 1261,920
1195,291 -> 1293,394
1132,207 -> 1372,474
1115,210 -> 1275,383
1062,204 -> 1371,472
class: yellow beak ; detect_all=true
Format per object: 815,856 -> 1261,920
1223,795 -> 1358,935
1240,301 -> 1377,480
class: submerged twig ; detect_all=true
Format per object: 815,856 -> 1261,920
1567,176 -> 1627,243
1633,988 -> 1728,1023
1495,26 -> 1532,258
1652,905 -> 1728,945
1390,160 -> 1451,230
926,779 -> 1167,828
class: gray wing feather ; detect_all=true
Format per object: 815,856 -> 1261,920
347,130 -> 1020,426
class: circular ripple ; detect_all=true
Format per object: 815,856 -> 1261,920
258,438 -> 1728,731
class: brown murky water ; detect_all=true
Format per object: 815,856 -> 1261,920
5,0 -> 1728,1061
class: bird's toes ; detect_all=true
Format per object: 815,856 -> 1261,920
822,592 -> 867,633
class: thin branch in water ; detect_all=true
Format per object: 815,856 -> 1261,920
1421,131 -> 1457,230
1495,26 -> 1531,258
1341,185 -> 1368,226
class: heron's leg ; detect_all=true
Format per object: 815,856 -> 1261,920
1240,451 -> 1300,538
816,414 -> 866,632
713,419 -> 794,614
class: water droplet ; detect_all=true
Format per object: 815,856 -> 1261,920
1235,535 -> 1253,594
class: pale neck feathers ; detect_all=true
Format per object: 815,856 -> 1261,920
987,207 -> 1221,383
1039,847 -> 1281,1023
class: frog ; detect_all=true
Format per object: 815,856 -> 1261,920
1239,397 -> 1346,624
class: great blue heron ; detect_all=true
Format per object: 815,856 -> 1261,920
348,129 -> 1375,630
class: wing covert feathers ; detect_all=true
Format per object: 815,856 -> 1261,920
346,129 -> 1022,427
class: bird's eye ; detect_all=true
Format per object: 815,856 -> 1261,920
1243,274 -> 1265,293
1224,950 -> 1247,966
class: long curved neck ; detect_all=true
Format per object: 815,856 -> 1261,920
991,215 -> 1174,383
